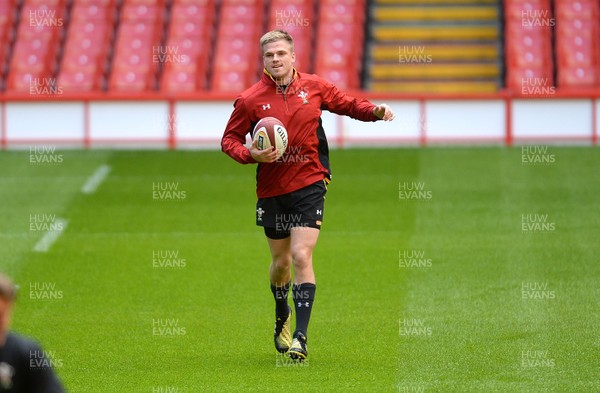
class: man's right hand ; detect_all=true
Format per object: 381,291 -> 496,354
249,139 -> 278,163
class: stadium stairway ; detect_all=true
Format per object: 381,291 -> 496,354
366,0 -> 503,94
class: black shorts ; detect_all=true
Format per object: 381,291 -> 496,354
256,179 -> 328,239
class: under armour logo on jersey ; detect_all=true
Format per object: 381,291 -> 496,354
262,104 -> 271,110
298,91 -> 309,104
316,209 -> 322,215
297,302 -> 310,307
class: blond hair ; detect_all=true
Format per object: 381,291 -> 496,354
0,273 -> 17,301
260,30 -> 294,53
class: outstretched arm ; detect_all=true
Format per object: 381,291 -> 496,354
321,79 -> 394,122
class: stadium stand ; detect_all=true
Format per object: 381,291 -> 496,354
505,0 -> 555,93
6,0 -> 67,92
554,0 -> 600,88
58,0 -> 118,91
266,0 -> 314,74
367,0 -> 502,93
108,0 -> 167,91
160,0 -> 215,92
315,0 -> 365,90
1,0 -> 600,94
0,1 -> 18,91
209,0 -> 263,92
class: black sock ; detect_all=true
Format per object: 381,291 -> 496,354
292,283 -> 316,338
271,281 -> 291,317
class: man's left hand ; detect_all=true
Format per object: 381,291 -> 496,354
373,104 -> 395,121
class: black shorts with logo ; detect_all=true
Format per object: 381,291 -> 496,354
256,179 -> 328,239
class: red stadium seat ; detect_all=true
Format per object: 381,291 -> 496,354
121,4 -> 163,21
161,61 -> 206,92
317,66 -> 358,90
126,0 -> 165,4
314,0 -> 364,89
211,0 -> 262,91
506,67 -> 554,90
108,2 -> 166,91
0,1 -> 18,82
57,70 -> 100,91
319,3 -> 365,23
176,0 -> 211,4
7,0 -> 66,91
56,0 -> 117,91
70,4 -> 114,22
171,3 -> 212,20
168,19 -> 210,38
555,0 -> 599,19
220,3 -> 260,21
504,0 -> 556,91
557,18 -> 596,38
6,72 -> 37,91
160,0 -> 215,91
553,0 -> 599,87
109,68 -> 153,91
212,69 -> 252,92
558,67 -> 598,87
76,0 -> 117,5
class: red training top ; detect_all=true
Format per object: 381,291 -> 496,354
221,69 -> 379,198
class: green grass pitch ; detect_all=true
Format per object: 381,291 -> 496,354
0,147 -> 598,392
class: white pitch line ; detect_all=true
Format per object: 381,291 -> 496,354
81,165 -> 111,194
32,218 -> 69,253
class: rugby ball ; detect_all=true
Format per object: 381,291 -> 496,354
253,117 -> 288,160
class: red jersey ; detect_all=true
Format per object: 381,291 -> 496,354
221,69 -> 379,198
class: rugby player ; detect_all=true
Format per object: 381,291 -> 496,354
221,30 -> 394,361
0,273 -> 65,392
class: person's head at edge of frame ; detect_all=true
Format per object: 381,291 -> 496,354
260,30 -> 296,86
0,273 -> 17,347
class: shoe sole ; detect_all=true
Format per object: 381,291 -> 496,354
288,348 -> 307,361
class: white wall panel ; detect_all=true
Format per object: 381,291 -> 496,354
426,100 -> 505,139
6,102 -> 84,139
89,102 -> 169,139
513,99 -> 592,138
